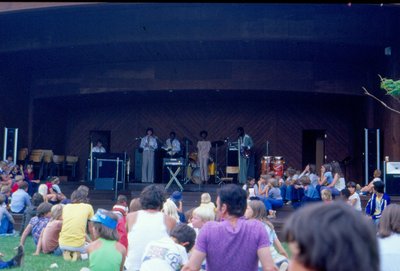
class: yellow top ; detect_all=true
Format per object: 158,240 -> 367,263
59,203 -> 94,247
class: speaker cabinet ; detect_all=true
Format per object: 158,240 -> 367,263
94,178 -> 115,191
3,127 -> 18,162
384,162 -> 400,196
364,129 -> 381,185
134,148 -> 142,182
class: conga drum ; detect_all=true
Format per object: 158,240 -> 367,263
260,156 -> 273,174
272,156 -> 285,177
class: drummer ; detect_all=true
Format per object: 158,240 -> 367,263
197,130 -> 212,184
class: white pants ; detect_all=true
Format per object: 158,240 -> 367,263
142,150 -> 155,183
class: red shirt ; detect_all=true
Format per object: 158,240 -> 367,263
116,216 -> 128,249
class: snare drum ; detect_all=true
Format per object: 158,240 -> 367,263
191,167 -> 202,184
260,156 -> 273,174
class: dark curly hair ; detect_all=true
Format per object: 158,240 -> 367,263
139,184 -> 166,210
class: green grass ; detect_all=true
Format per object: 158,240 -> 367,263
0,236 -> 88,271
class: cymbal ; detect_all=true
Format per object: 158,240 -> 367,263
211,140 -> 224,147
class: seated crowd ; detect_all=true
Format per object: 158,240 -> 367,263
0,157 -> 399,271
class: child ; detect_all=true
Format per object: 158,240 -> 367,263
170,191 -> 186,223
347,181 -> 362,211
19,193 -> 44,235
46,177 -> 66,204
245,199 -> 289,271
361,169 -> 382,195
20,202 -> 52,247
321,189 -> 332,203
112,204 -> 128,250
23,165 -> 40,196
191,205 -> 216,231
340,188 -> 351,202
162,198 -> 180,223
265,178 -> 284,217
300,176 -> 320,205
86,209 -> 126,271
38,184 -> 48,203
0,194 -> 14,235
140,223 -> 196,271
365,181 -> 391,226
33,204 -> 64,256
0,246 -> 24,269
319,164 -> 339,198
199,193 -> 216,214
112,195 -> 129,215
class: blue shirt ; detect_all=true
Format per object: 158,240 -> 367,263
10,189 -> 31,213
305,185 -> 320,199
324,172 -> 333,185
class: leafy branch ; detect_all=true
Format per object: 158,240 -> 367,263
363,75 -> 400,115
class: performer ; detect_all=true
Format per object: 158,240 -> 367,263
139,128 -> 158,183
162,131 -> 181,158
92,140 -> 106,153
197,130 -> 211,184
237,127 -> 253,184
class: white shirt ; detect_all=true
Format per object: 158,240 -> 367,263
165,138 -> 181,155
349,193 -> 362,211
140,136 -> 158,152
379,233 -> 400,271
140,237 -> 188,271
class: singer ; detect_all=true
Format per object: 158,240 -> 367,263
139,128 -> 158,183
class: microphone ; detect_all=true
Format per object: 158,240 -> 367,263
135,137 -> 142,141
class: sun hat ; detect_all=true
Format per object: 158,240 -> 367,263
90,209 -> 117,229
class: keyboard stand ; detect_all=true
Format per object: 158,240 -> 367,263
165,166 -> 183,191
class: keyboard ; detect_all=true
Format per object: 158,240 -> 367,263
163,158 -> 185,166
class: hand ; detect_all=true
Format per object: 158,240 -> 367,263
32,252 -> 39,256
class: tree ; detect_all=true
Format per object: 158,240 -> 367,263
363,75 -> 400,115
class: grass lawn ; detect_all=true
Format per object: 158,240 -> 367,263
0,235 -> 88,271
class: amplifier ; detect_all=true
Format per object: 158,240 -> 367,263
94,178 -> 115,191
163,158 -> 185,166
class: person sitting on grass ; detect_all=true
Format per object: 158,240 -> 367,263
0,194 -> 15,235
0,246 -> 24,269
19,193 -> 44,235
86,209 -> 126,271
33,204 -> 64,256
20,202 -> 52,247
140,223 -> 196,271
245,199 -> 289,271
59,189 -> 94,262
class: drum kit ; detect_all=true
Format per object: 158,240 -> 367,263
260,156 -> 285,177
185,140 -> 224,184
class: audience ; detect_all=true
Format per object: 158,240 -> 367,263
19,193 -> 44,235
365,181 -> 391,226
10,181 -> 31,214
182,184 -> 277,271
245,199 -> 288,271
20,202 -> 52,247
283,201 -> 379,271
87,209 -> 126,271
33,204 -> 64,256
129,197 -> 142,213
59,189 -> 94,261
112,200 -> 129,250
170,191 -> 186,223
347,181 -> 362,211
361,169 -> 382,195
140,223 -> 196,271
125,184 -> 176,271
0,194 -> 14,235
0,246 -> 24,269
378,204 -> 400,271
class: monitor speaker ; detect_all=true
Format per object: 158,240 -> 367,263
94,178 -> 115,191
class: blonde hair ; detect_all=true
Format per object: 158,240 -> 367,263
162,198 -> 180,222
321,189 -> 332,201
201,193 -> 211,204
38,184 -> 48,198
193,205 -> 215,222
50,204 -> 63,221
